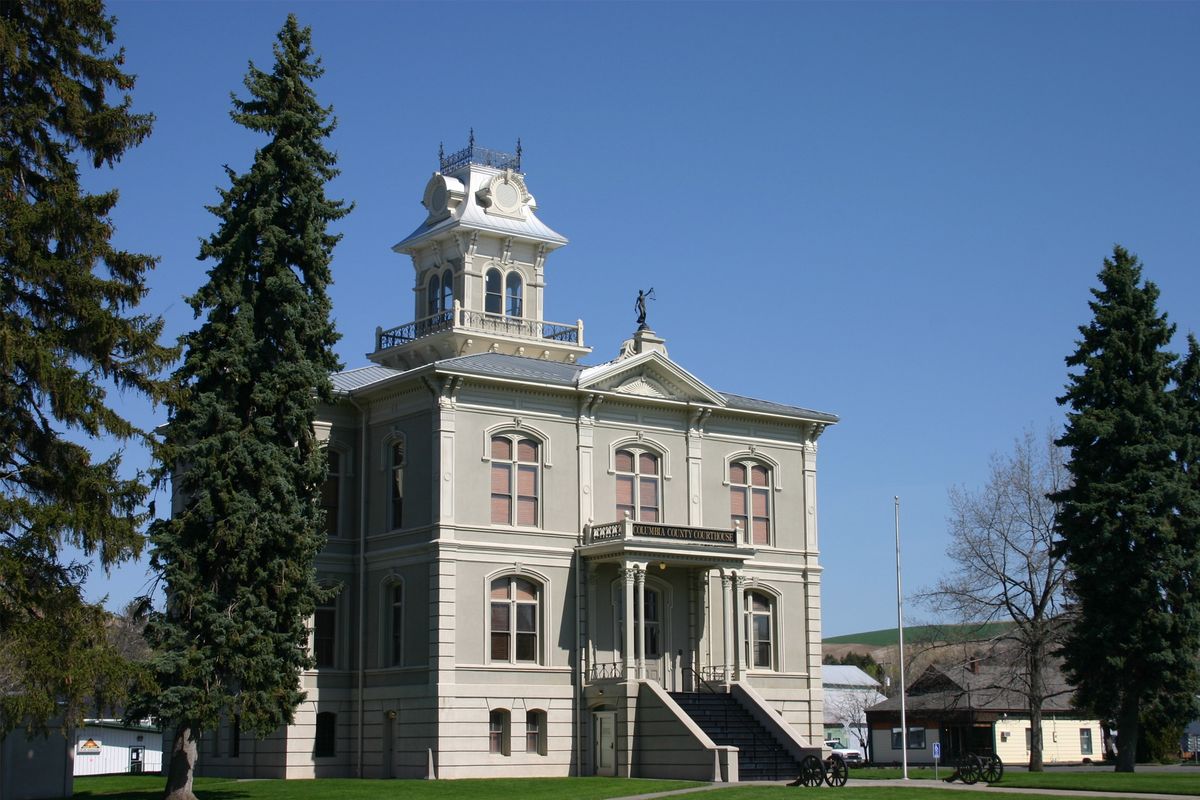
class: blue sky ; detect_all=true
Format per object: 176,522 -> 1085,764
83,1 -> 1200,637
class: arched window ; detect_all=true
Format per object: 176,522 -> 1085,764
505,272 -> 523,317
526,709 -> 547,755
389,436 -> 405,530
389,583 -> 403,666
490,435 -> 539,527
615,449 -> 660,522
485,268 -> 503,315
745,590 -> 775,670
440,268 -> 453,310
730,461 -> 771,545
321,449 -> 341,537
314,712 -> 336,757
489,709 -> 510,755
313,598 -> 337,668
426,273 -> 441,317
489,575 -> 540,664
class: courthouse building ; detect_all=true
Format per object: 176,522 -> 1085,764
198,139 -> 837,781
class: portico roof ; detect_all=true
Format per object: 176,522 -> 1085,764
577,519 -> 757,570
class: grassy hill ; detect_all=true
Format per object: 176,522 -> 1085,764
824,621 -> 1015,646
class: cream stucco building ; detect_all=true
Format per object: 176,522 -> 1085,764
198,139 -> 837,782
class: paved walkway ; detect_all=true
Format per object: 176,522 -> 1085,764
614,778 -> 1194,800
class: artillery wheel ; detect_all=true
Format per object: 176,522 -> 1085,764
825,754 -> 849,787
957,755 -> 981,785
798,754 -> 825,787
981,754 -> 1004,783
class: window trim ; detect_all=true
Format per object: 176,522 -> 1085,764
485,568 -> 549,666
722,450 -> 783,490
505,272 -> 523,318
744,588 -> 778,672
377,575 -> 405,668
890,726 -> 926,750
382,432 -> 406,532
489,708 -> 511,755
613,446 -> 663,523
485,267 -> 503,316
525,709 -> 547,756
607,436 -> 673,479
426,272 -> 441,317
488,433 -> 543,528
481,423 -> 552,468
321,444 -> 350,538
1079,727 -> 1093,756
728,458 -> 774,546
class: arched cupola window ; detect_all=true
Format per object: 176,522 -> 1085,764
505,272 -> 523,317
426,273 -> 441,317
440,268 -> 453,311
485,268 -> 503,315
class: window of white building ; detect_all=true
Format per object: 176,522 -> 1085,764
489,576 -> 540,664
730,461 -> 771,545
490,435 -> 539,527
615,449 -> 660,522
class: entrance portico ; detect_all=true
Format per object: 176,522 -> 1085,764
578,518 -> 756,692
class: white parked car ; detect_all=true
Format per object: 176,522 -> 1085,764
825,739 -> 864,766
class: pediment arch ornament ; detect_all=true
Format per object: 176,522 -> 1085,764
615,375 -> 668,398
476,169 -> 532,220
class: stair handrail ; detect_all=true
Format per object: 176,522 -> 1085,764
678,661 -> 717,694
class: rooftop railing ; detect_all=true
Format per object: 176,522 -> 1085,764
439,132 -> 521,174
375,302 -> 583,351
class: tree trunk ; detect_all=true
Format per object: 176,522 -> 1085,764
1116,696 -> 1139,773
1028,648 -> 1045,772
164,725 -> 200,800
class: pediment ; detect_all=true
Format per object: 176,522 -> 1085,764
578,351 -> 726,406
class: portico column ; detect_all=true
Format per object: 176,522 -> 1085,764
586,564 -> 599,679
635,564 -> 647,680
622,565 -> 636,680
720,570 -> 732,688
732,573 -> 745,683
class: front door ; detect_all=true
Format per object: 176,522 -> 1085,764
593,711 -> 616,776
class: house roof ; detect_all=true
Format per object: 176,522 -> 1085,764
823,665 -> 882,689
868,663 -> 1077,715
329,352 -> 838,424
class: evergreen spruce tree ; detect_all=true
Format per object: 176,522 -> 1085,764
144,16 -> 346,799
0,0 -> 174,731
1053,246 -> 1199,772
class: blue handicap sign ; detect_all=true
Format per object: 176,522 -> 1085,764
933,742 -> 942,760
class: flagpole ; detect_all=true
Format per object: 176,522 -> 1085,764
895,496 -> 909,780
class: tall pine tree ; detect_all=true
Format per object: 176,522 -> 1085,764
144,16 -> 347,799
1053,246 -> 1199,772
0,0 -> 174,731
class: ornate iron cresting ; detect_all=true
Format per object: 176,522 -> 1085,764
440,129 -> 522,173
377,311 -> 454,350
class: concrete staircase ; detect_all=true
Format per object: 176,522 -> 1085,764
668,691 -> 801,781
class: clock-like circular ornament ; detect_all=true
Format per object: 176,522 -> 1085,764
480,170 -> 531,219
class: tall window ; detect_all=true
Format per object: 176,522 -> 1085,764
1079,728 -> 1092,755
615,449 -> 660,521
489,709 -> 510,755
390,584 -> 403,666
313,601 -> 336,668
322,449 -> 340,537
730,461 -> 771,545
314,712 -> 336,757
426,273 -> 441,317
526,710 -> 546,755
390,437 -> 405,530
505,272 -> 523,317
230,715 -> 241,758
490,576 -> 539,663
442,268 -> 453,310
745,591 -> 774,669
485,268 -> 503,315
490,436 -> 539,527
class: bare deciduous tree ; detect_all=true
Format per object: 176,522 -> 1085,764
925,428 -> 1071,771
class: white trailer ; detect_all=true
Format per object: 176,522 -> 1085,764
73,720 -> 163,776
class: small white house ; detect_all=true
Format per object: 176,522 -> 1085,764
823,665 -> 885,754
73,720 -> 163,776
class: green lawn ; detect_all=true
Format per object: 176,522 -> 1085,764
841,767 -> 942,780
997,770 -> 1200,795
71,775 -> 705,800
